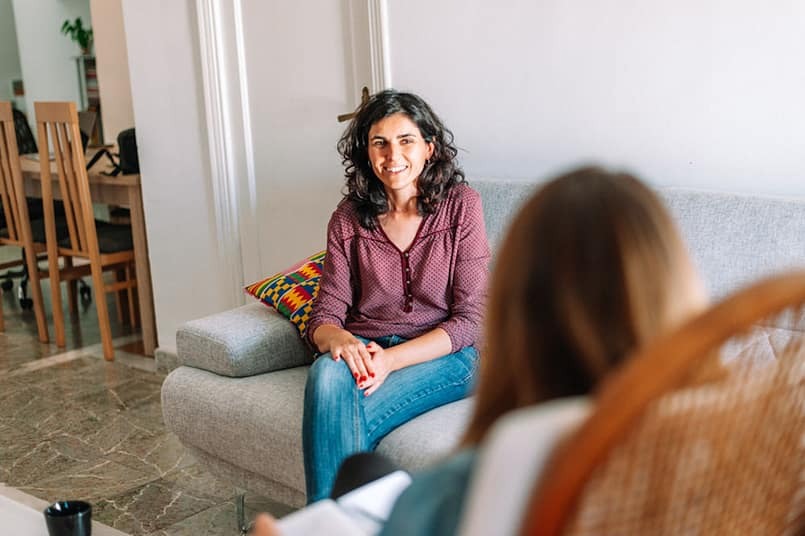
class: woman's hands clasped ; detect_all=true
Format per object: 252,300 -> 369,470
362,341 -> 395,396
316,326 -> 395,396
336,337 -> 396,396
326,329 -> 375,383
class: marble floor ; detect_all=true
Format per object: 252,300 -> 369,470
0,247 -> 293,535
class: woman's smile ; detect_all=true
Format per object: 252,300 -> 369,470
384,164 -> 408,173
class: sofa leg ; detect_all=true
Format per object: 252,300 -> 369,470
236,492 -> 251,535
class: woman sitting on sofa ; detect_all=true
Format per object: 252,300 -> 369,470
253,167 -> 709,535
302,89 -> 491,503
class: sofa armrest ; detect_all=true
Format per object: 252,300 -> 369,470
176,302 -> 313,377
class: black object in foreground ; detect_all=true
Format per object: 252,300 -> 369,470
44,500 -> 92,536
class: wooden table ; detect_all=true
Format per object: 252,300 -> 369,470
19,155 -> 156,356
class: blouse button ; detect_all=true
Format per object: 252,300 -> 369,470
404,252 -> 409,257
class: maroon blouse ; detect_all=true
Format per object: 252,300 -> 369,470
307,183 -> 490,353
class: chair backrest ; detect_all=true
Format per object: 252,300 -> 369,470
0,101 -> 34,245
34,101 -> 99,258
522,271 -> 805,535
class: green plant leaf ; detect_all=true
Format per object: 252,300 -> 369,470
60,16 -> 93,52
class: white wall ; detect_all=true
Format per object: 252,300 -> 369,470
12,0 -> 92,118
90,0 -> 135,140
122,0 -> 235,354
387,0 -> 805,198
0,0 -> 23,109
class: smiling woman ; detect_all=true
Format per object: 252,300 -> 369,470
301,89 -> 491,503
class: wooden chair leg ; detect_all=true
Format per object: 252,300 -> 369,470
26,254 -> 50,343
126,264 -> 137,328
65,257 -> 78,316
48,252 -> 66,348
115,268 -> 126,324
90,263 -> 114,361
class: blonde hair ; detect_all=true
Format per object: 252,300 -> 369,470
462,167 -> 705,445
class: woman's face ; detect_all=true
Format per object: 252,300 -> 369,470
367,113 -> 434,198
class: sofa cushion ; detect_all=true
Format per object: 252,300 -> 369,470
660,188 -> 805,301
244,251 -> 325,338
176,303 -> 313,377
471,179 -> 538,254
376,398 -> 474,472
162,366 -> 309,502
161,365 -> 474,506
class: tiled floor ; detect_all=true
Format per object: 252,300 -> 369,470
0,247 -> 293,535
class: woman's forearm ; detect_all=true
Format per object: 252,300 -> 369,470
384,328 -> 454,372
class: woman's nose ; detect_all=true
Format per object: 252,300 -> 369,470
387,142 -> 401,159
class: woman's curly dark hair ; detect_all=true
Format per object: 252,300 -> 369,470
337,89 -> 465,229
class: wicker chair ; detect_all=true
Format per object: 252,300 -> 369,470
521,271 -> 805,535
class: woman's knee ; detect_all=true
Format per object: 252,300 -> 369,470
306,356 -> 355,400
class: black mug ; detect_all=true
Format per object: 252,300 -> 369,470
43,500 -> 92,536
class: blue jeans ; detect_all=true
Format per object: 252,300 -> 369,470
302,335 -> 478,503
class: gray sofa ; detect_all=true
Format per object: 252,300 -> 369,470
161,178 -> 805,508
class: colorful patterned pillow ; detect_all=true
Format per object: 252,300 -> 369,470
244,251 -> 325,338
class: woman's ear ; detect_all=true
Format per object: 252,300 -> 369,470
426,141 -> 435,160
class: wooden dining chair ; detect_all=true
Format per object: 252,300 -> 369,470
0,101 -> 50,342
522,271 -> 805,535
34,101 -> 138,361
